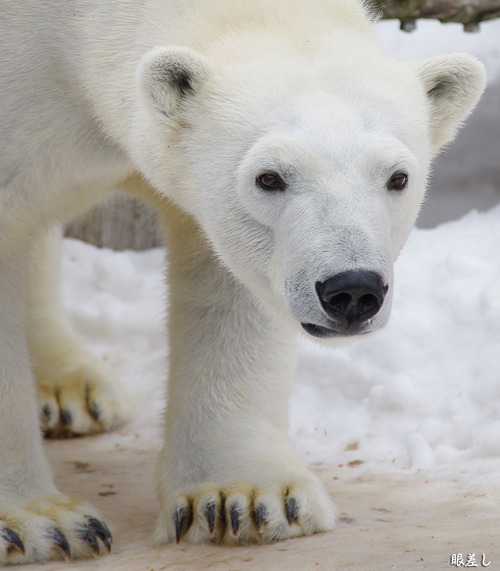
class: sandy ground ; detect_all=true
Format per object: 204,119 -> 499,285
17,428 -> 499,571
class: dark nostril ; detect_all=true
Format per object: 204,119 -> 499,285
358,293 -> 379,316
316,270 -> 388,325
328,292 -> 352,314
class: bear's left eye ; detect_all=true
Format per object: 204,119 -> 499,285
256,172 -> 286,191
387,172 -> 408,191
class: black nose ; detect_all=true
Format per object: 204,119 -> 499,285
316,270 -> 388,326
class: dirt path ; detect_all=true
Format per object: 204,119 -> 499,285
18,432 -> 499,571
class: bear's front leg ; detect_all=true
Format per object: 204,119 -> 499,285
154,204 -> 337,545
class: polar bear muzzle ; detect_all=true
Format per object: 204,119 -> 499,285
302,270 -> 388,338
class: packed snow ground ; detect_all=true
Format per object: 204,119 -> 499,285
61,203 -> 500,484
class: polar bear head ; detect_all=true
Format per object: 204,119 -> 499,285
135,29 -> 485,346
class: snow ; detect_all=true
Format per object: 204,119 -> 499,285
60,19 -> 500,489
292,206 -> 500,477
62,240 -> 167,446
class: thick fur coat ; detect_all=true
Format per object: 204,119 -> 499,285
0,0 -> 485,563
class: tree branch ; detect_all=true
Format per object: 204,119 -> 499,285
370,0 -> 500,31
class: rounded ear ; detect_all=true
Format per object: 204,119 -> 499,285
413,53 -> 486,151
138,46 -> 213,118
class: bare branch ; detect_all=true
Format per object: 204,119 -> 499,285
370,0 -> 500,30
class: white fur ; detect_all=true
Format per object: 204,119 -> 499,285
0,0 -> 485,562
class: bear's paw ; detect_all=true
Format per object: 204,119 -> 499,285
154,477 -> 337,545
0,494 -> 111,564
36,352 -> 132,438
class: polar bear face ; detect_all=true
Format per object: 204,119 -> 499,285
136,38 -> 485,346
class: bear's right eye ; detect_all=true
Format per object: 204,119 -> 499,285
256,173 -> 286,191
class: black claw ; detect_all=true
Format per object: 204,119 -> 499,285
60,409 -> 72,427
254,504 -> 267,532
49,527 -> 72,560
88,517 -> 112,553
1,528 -> 25,555
230,504 -> 240,537
286,497 -> 298,525
88,402 -> 102,421
174,507 -> 186,544
77,524 -> 99,556
42,404 -> 52,421
205,502 -> 216,536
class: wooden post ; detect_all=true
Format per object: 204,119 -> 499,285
65,191 -> 163,250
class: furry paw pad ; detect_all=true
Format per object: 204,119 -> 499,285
0,494 -> 111,564
154,478 -> 337,545
36,357 -> 132,438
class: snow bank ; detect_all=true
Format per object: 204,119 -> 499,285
292,206 -> 500,475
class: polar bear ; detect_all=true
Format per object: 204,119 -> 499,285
0,0 -> 485,564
